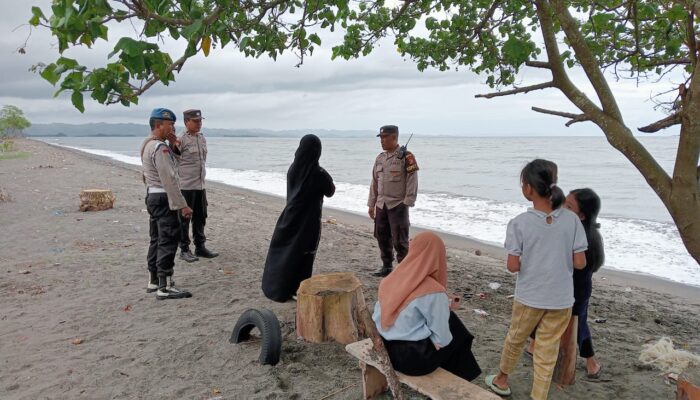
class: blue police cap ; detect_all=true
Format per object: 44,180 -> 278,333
150,108 -> 176,122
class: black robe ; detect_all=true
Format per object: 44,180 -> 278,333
262,135 -> 335,302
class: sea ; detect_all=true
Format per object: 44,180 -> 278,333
38,135 -> 700,288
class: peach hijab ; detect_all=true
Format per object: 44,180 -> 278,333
378,231 -> 448,330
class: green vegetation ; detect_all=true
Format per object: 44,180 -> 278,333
0,105 -> 31,137
28,1 -> 700,264
0,152 -> 30,161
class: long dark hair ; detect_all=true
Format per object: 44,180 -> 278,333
570,188 -> 605,272
520,159 -> 565,210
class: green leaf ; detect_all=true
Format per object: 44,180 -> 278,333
181,19 -> 203,40
40,64 -> 61,86
502,37 -> 530,66
71,90 -> 85,112
29,6 -> 46,26
309,33 -> 321,46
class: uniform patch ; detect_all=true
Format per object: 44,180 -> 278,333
405,152 -> 419,173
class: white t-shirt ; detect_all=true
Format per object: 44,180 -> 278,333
504,207 -> 588,309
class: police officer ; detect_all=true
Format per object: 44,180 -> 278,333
175,109 -> 218,262
367,125 -> 419,277
141,108 -> 193,300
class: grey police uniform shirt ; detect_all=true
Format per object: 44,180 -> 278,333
368,147 -> 418,210
176,131 -> 207,190
504,207 -> 588,310
140,137 -> 188,211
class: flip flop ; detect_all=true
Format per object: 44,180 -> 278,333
587,364 -> 603,379
485,374 -> 512,397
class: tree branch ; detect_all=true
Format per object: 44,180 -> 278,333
550,0 -> 624,122
525,61 -> 551,69
637,112 -> 682,133
475,81 -> 554,99
531,106 -> 591,126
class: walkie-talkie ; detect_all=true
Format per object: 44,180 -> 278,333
397,133 -> 413,159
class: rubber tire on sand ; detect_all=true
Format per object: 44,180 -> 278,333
230,308 -> 282,366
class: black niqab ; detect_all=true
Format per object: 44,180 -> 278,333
262,135 -> 335,302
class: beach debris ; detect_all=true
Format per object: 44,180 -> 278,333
79,189 -> 115,212
663,372 -> 679,385
477,292 -> 488,299
488,282 -> 501,290
507,294 -> 515,299
639,336 -> 700,375
475,249 -> 482,256
52,209 -> 64,216
594,318 -> 607,324
122,304 -> 132,312
0,188 -> 11,203
324,218 -> 337,224
230,308 -> 282,365
17,270 -> 30,274
212,388 -> 221,395
473,309 -> 489,317
624,287 -> 633,292
71,338 -> 84,345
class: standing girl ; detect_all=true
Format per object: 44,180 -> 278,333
526,188 -> 605,378
485,159 -> 588,399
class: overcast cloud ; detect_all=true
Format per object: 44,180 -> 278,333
0,0 -> 683,135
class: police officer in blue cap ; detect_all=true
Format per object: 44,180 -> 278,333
140,108 -> 193,299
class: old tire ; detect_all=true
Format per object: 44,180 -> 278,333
230,308 -> 282,366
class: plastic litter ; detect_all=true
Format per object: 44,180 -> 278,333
473,309 -> 489,317
594,318 -> 607,324
488,282 -> 501,290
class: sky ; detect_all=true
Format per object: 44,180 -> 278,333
0,0 -> 685,136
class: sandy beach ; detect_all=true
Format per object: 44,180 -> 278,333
1,138 -> 698,400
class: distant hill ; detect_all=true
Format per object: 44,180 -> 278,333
26,123 -> 373,138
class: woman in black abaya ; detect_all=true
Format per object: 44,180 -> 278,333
262,135 -> 335,302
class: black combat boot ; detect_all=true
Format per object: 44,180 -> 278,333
156,276 -> 192,300
372,263 -> 393,277
146,271 -> 158,293
180,248 -> 199,263
195,245 -> 219,258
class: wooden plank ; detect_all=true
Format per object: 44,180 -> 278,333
677,369 -> 700,400
346,339 -> 501,400
360,361 -> 388,399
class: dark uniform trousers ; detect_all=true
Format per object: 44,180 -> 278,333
180,189 -> 207,250
374,203 -> 410,267
146,193 -> 180,278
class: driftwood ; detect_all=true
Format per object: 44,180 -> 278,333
79,189 -> 115,211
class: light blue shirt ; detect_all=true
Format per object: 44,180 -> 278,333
372,292 -> 453,347
505,207 -> 588,309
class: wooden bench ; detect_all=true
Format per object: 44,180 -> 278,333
346,338 -> 501,400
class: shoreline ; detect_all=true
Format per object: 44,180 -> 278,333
3,138 -> 699,400
52,139 -> 700,304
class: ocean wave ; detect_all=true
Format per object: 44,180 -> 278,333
53,143 -> 700,287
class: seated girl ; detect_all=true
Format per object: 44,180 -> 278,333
372,231 -> 481,381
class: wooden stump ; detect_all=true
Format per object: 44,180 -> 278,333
296,272 -> 367,345
678,369 -> 700,400
79,189 -> 115,211
552,316 -> 578,385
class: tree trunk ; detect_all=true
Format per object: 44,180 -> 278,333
296,272 -> 367,344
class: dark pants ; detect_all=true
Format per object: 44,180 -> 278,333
180,189 -> 207,251
146,193 -> 180,279
374,203 -> 410,267
383,312 -> 481,381
573,293 -> 595,358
